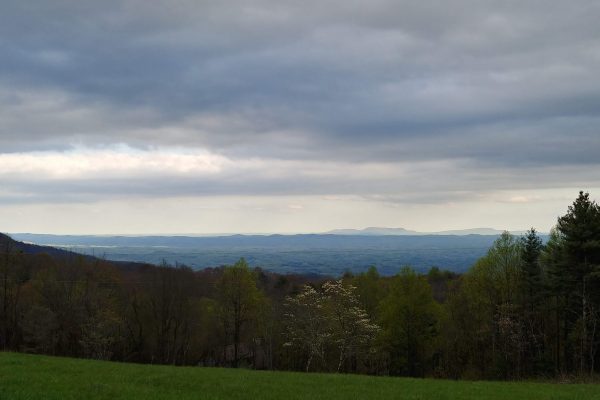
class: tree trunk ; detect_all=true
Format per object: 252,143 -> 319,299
306,352 -> 313,372
337,346 -> 345,373
581,277 -> 586,375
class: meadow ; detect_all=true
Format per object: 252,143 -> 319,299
1,352 -> 599,400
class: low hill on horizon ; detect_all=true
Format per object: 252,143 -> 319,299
325,227 -> 530,236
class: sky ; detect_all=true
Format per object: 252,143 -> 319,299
1,0 -> 599,234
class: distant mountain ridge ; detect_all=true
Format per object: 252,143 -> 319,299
324,227 -> 529,236
326,227 -> 420,235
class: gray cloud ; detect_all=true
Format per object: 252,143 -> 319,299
1,0 -> 599,204
1,150 -> 599,207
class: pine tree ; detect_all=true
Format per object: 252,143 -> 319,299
519,228 -> 546,375
520,228 -> 544,307
555,191 -> 600,374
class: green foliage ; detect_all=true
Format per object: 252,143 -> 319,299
520,228 -> 544,304
379,267 -> 439,376
553,191 -> 600,374
20,257 -> 124,358
441,232 -> 526,378
557,191 -> 600,275
517,228 -> 549,376
217,258 -> 265,367
440,193 -> 600,379
352,266 -> 385,319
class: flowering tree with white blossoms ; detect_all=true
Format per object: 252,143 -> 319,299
283,284 -> 330,372
283,280 -> 379,372
324,280 -> 380,372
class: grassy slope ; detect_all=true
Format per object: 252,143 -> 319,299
0,352 -> 599,400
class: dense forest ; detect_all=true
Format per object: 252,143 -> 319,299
1,191 -> 599,380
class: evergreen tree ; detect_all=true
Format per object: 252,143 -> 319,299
519,228 -> 547,375
555,191 -> 600,374
520,228 -> 544,305
556,191 -> 600,287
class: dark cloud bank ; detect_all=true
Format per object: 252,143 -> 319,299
1,0 -> 599,203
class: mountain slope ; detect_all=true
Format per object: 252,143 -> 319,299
0,232 -> 91,260
0,232 -> 146,271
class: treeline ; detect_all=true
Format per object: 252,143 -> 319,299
1,191 -> 599,380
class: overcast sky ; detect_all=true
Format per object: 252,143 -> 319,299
1,0 -> 599,234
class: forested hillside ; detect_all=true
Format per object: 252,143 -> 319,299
1,191 -> 599,380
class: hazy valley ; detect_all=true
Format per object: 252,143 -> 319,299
10,231 -> 525,275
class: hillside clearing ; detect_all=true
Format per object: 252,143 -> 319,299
0,352 -> 599,400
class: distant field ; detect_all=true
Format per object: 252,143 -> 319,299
9,233 -> 505,274
1,353 -> 598,400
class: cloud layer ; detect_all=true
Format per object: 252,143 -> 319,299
1,1 -> 599,232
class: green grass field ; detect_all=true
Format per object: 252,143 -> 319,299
0,352 -> 599,400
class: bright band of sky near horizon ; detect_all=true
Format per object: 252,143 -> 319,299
1,1 -> 600,234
